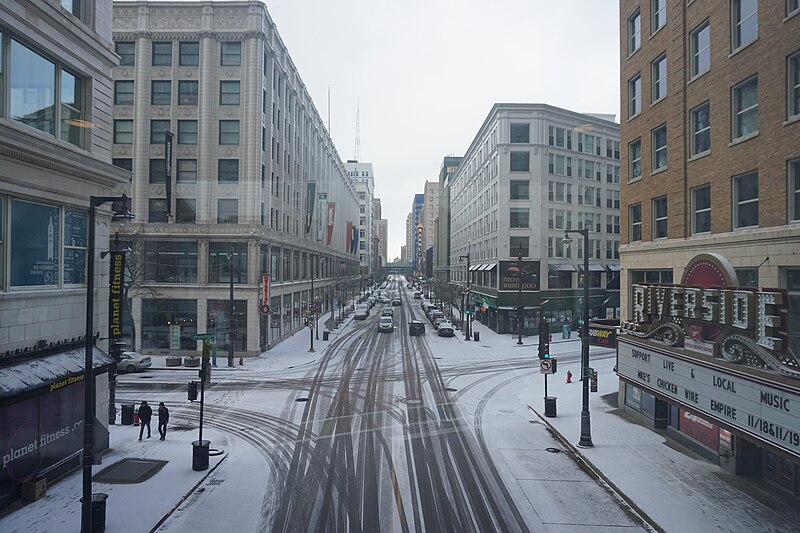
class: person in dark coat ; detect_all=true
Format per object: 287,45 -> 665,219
158,402 -> 170,440
138,401 -> 153,440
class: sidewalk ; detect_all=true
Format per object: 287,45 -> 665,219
528,355 -> 800,532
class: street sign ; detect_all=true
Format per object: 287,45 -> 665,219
540,359 -> 556,374
192,333 -> 216,340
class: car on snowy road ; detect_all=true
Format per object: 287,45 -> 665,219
118,352 -> 152,373
408,320 -> 426,336
437,322 -> 455,337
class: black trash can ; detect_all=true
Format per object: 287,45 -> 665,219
323,330 -> 330,341
121,404 -> 134,426
80,493 -> 108,532
473,331 -> 480,342
192,440 -> 210,471
544,396 -> 557,418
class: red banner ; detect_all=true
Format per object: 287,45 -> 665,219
326,202 -> 336,245
679,408 -> 719,451
346,222 -> 353,254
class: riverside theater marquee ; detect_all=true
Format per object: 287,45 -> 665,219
618,253 -> 800,470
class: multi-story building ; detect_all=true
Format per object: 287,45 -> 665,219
375,218 -> 388,269
421,180 -> 440,255
111,1 -> 359,355
410,193 -> 424,273
450,103 -> 621,335
345,160 -> 374,277
404,213 -> 413,265
0,0 -> 128,510
434,156 -> 463,282
618,0 -> 800,496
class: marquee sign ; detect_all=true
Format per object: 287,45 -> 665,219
618,339 -> 800,459
621,253 -> 798,378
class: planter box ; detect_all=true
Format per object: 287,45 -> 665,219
165,356 -> 182,367
184,356 -> 200,367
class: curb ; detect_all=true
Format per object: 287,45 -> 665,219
527,405 -> 664,533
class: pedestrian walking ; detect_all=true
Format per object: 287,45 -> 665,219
158,402 -> 169,441
138,400 -> 152,440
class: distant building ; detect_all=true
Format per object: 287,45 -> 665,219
411,194 -> 424,273
345,161 -> 375,276
434,156 -> 463,281
449,103 -> 620,334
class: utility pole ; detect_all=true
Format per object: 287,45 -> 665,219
227,248 -> 235,367
515,243 -> 525,345
309,254 -> 315,352
459,244 -> 471,341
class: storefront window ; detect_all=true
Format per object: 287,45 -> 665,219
63,210 -> 87,284
207,299 -> 247,351
271,246 -> 280,281
144,241 -> 197,283
208,242 -> 247,283
282,250 -> 290,280
141,299 -> 197,349
10,199 -> 59,287
549,271 -> 573,289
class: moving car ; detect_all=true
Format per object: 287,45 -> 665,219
437,321 -> 455,337
378,316 -> 394,332
381,308 -> 393,317
355,306 -> 369,320
392,298 -> 402,306
408,320 -> 426,336
380,296 -> 391,303
413,292 -> 422,299
118,352 -> 152,373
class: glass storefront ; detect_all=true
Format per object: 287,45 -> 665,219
207,299 -> 247,351
141,299 -> 197,350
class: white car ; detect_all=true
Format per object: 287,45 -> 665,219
355,306 -> 369,320
377,316 -> 394,332
118,352 -> 152,373
437,322 -> 455,337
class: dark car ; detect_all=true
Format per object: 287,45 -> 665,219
409,320 -> 426,336
392,298 -> 402,306
413,292 -> 422,299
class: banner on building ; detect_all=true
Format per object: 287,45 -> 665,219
108,250 -> 126,349
317,193 -> 328,241
164,130 -> 173,217
346,222 -> 353,254
498,260 -> 540,291
327,202 -> 336,245
351,225 -> 359,254
305,182 -> 316,234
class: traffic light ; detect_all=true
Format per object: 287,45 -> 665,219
188,381 -> 198,402
538,318 -> 550,360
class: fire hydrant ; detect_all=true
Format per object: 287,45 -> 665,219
566,370 -> 573,384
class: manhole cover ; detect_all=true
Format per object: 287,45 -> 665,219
94,458 -> 168,484
295,397 -> 310,402
545,447 -> 562,454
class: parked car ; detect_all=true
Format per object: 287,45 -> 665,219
381,308 -> 393,317
118,352 -> 152,373
378,316 -> 394,332
428,311 -> 444,323
392,298 -> 402,306
433,317 -> 448,330
437,322 -> 455,337
413,292 -> 422,299
409,320 -> 426,336
355,307 -> 369,320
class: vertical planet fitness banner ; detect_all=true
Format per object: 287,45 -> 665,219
327,203 -> 336,245
108,250 -> 126,350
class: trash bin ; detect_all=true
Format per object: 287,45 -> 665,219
323,331 -> 330,341
473,331 -> 480,342
121,403 -> 134,425
79,493 -> 108,533
192,440 -> 210,471
544,396 -> 557,418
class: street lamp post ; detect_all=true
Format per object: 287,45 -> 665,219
82,195 -> 133,533
459,245 -> 471,341
562,229 -> 593,448
309,254 -> 315,352
516,244 -> 524,345
227,248 -> 235,367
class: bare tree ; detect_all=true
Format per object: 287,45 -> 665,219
119,237 -> 158,351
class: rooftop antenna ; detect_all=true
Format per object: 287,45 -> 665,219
354,100 -> 361,161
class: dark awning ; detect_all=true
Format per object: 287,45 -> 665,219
484,263 -> 497,271
578,264 -> 606,272
468,264 -> 480,271
548,263 -> 577,272
607,264 -> 622,272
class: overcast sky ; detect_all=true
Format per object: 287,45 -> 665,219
266,0 -> 621,260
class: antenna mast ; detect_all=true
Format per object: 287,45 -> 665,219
354,100 -> 361,161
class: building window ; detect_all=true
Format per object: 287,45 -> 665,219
209,244 -> 247,284
220,81 -> 240,105
179,42 -> 199,66
784,268 -> 800,357
733,171 -> 759,228
63,209 -> 87,284
629,203 -> 642,242
143,241 -> 198,283
116,41 -> 135,66
176,198 -> 196,223
789,51 -> 800,120
221,42 -> 241,66
9,200 -> 61,286
652,55 -> 667,102
219,120 -> 240,145
152,42 -> 172,66
732,76 -> 758,139
652,197 -> 668,239
148,198 -> 168,223
510,236 -> 529,257
177,159 -> 197,183
628,74 -> 642,117
217,199 -> 238,224
510,151 -> 530,172
628,9 -> 641,55
690,22 -> 710,78
691,185 -> 712,234
735,268 -> 759,288
114,80 -> 134,105
149,158 -> 166,183
142,299 -> 197,349
732,0 -> 758,50
629,139 -> 642,181
791,159 -> 800,222
178,120 -> 197,144
651,0 -> 666,33
509,208 -> 529,228
549,270 -> 573,289
510,180 -> 529,200
113,158 -> 132,171
652,125 -> 667,170
151,80 -> 171,105
178,80 -> 198,105
114,119 -> 133,144
150,119 -> 170,144
218,159 -> 239,183
690,102 -> 711,156
790,0 -> 800,16
510,123 -> 529,143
